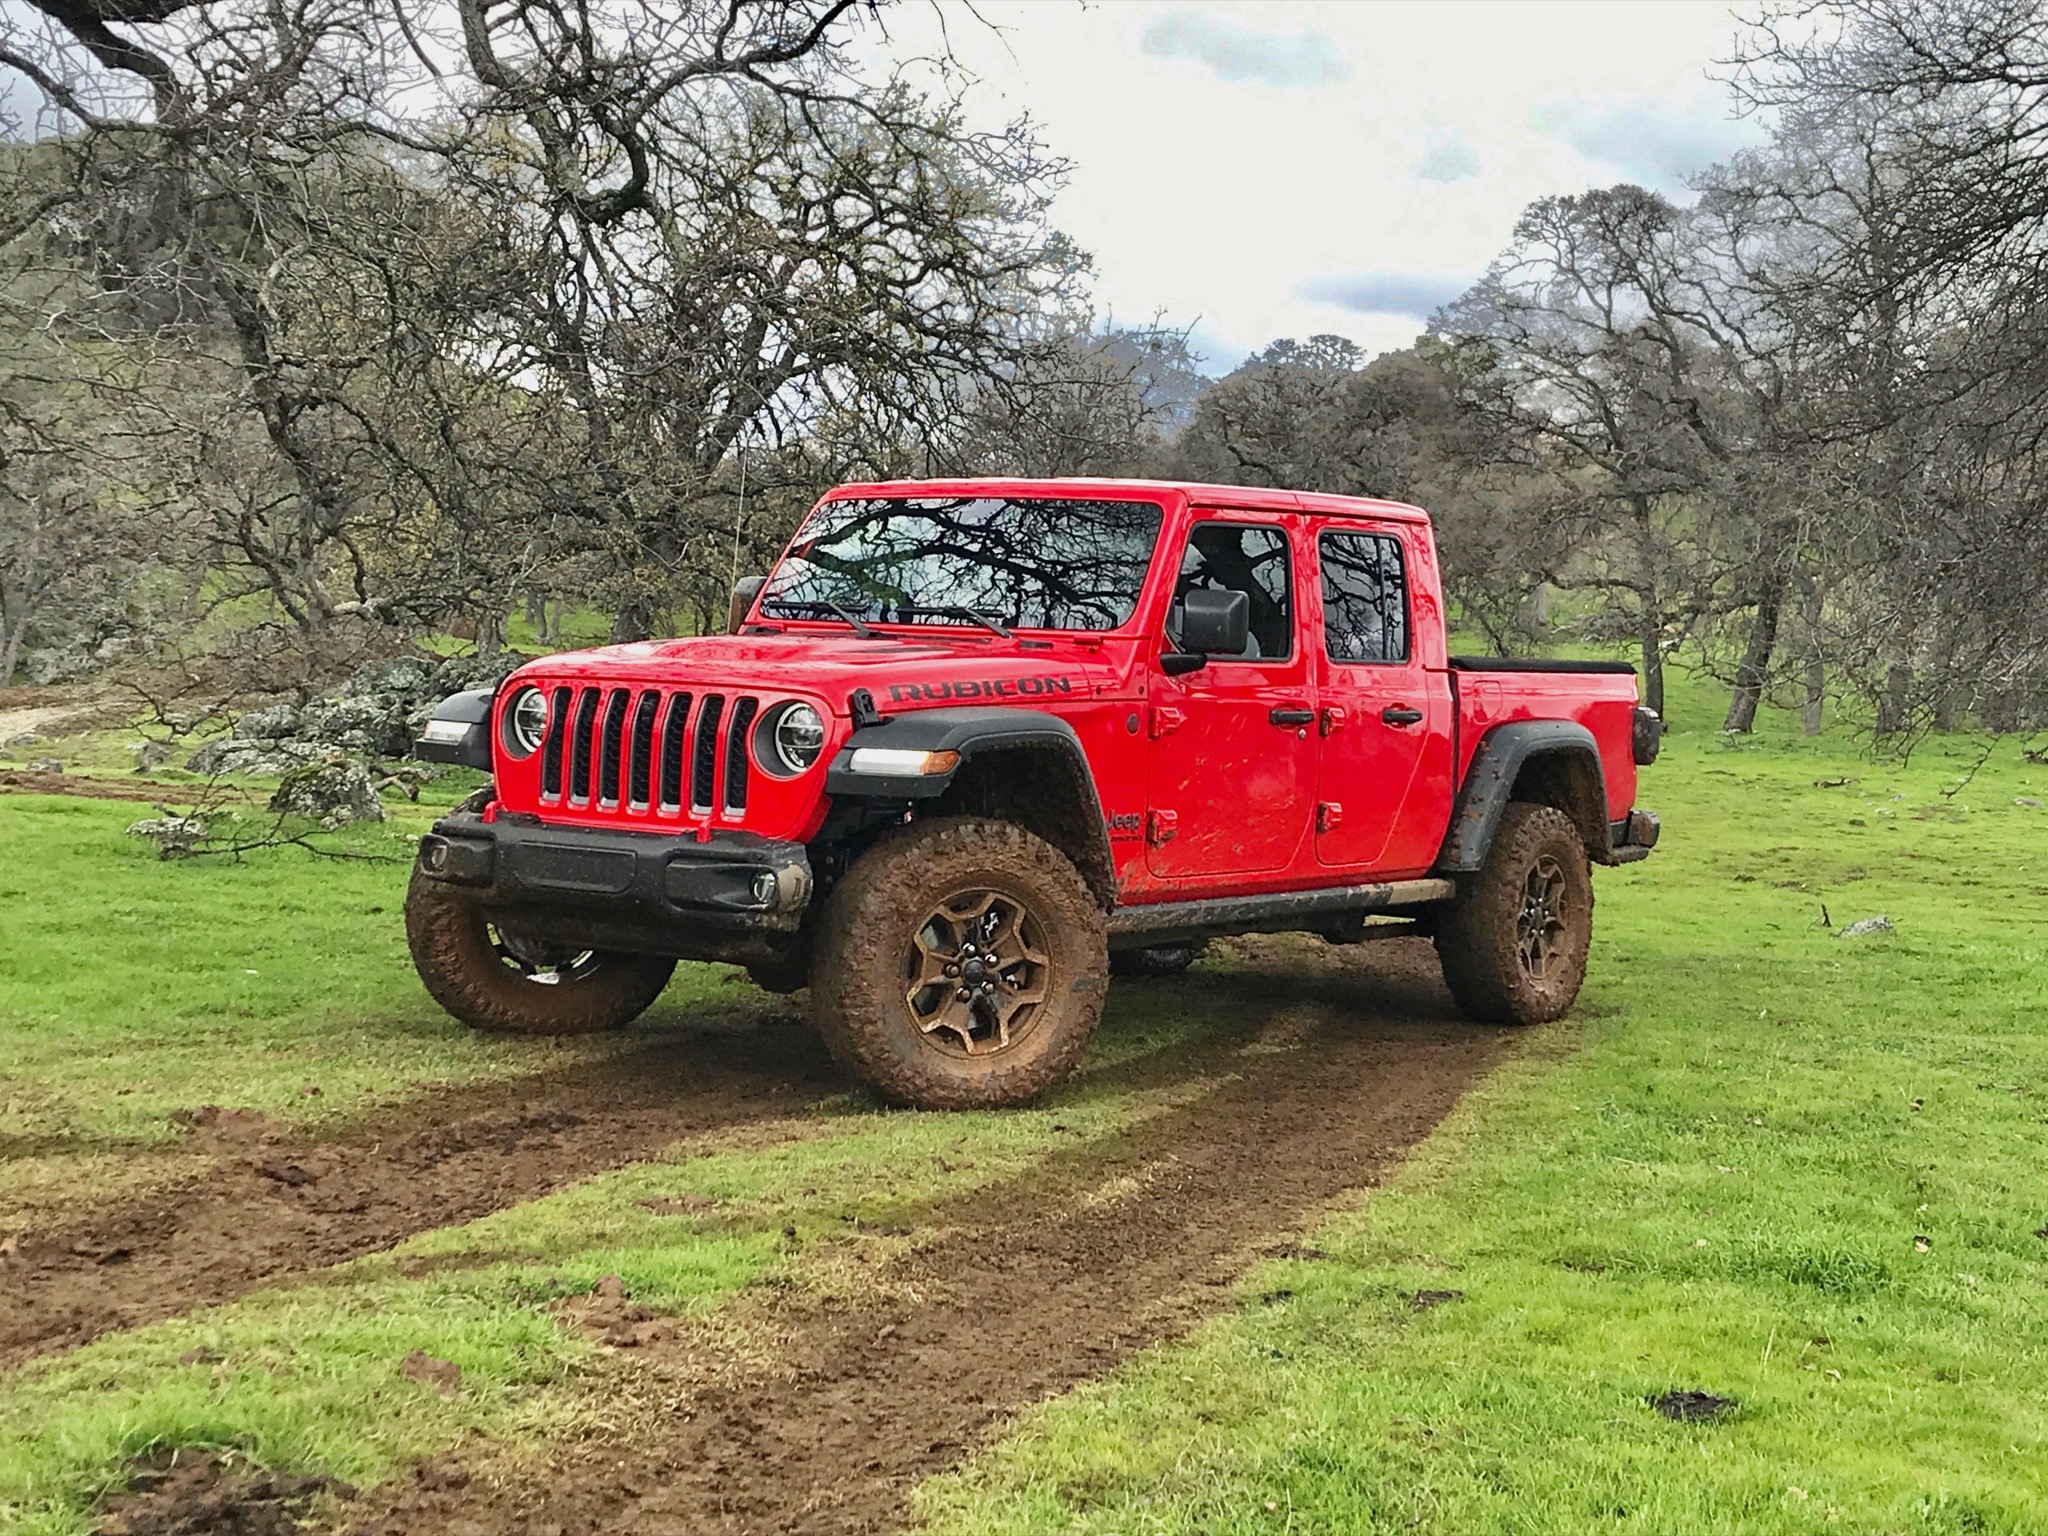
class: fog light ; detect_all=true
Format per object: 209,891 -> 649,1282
751,870 -> 780,907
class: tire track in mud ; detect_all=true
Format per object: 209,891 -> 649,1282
0,1015 -> 849,1370
349,942 -> 1515,1536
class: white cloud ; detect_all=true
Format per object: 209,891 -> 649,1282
1298,270 -> 1475,321
1138,8 -> 1348,89
865,1 -> 1754,372
1531,94 -> 1762,189
1413,130 -> 1480,184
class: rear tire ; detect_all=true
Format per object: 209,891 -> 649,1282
404,869 -> 676,1035
1435,802 -> 1593,1026
809,817 -> 1108,1109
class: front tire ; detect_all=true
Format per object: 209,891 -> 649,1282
1435,802 -> 1593,1026
808,817 -> 1109,1109
404,870 -> 676,1036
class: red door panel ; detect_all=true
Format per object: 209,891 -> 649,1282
1311,524 -> 1454,874
1146,519 -> 1317,880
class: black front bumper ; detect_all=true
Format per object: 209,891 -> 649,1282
415,811 -> 813,960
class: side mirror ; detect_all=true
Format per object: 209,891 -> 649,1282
729,575 -> 767,634
1164,588 -> 1250,675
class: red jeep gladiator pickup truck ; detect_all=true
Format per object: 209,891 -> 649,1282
409,479 -> 1660,1109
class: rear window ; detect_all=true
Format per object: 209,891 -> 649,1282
1320,531 -> 1409,663
761,496 -> 1164,631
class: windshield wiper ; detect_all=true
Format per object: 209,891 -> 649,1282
915,605 -> 1013,639
761,598 -> 883,638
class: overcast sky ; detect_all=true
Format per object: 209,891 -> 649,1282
0,0 -> 1767,376
891,0 -> 1765,373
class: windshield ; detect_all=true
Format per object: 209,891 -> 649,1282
759,496 -> 1164,632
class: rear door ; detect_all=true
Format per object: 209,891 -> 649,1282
1145,516 -> 1317,880
1311,522 -> 1451,873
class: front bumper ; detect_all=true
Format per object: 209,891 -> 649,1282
1608,809 -> 1661,864
415,810 -> 813,958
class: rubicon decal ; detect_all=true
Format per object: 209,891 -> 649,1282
887,675 -> 1075,703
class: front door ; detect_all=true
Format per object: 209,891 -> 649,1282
1146,518 -> 1317,880
1312,524 -> 1448,872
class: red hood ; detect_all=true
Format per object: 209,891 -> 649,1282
508,631 -> 1115,715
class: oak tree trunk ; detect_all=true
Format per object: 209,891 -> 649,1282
1723,570 -> 1787,733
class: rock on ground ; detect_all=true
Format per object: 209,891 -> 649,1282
269,758 -> 386,825
1837,915 -> 1895,938
125,815 -> 211,855
187,652 -> 525,775
128,740 -> 176,772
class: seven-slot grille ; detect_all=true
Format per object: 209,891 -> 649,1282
537,686 -> 762,819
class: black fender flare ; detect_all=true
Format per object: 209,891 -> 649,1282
825,706 -> 1115,908
1435,720 -> 1609,873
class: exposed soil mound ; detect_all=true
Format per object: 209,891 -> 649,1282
93,1450 -> 351,1536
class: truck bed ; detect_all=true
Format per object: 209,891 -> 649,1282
1447,657 -> 1642,824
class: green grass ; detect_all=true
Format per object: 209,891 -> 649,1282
0,1001 -> 1205,1534
912,673 -> 2048,1534
11,665 -> 2048,1532
0,787 -> 745,1226
0,774 -> 1231,1533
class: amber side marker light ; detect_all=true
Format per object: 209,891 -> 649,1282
845,747 -> 960,776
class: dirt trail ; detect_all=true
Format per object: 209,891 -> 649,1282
350,942 -> 1509,1536
0,1016 -> 848,1369
0,769 -> 219,804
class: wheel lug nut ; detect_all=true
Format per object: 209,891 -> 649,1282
944,963 -> 960,977
956,987 -> 973,1002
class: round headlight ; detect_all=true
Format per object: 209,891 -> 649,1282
770,702 -> 825,775
505,687 -> 548,758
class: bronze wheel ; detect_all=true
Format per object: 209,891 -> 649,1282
1515,854 -> 1571,981
905,889 -> 1052,1055
1436,802 -> 1593,1026
488,924 -> 603,985
809,817 -> 1108,1109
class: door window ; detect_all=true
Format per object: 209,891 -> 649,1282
1320,531 -> 1408,664
1172,523 -> 1292,660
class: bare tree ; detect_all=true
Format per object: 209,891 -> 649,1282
0,0 -> 1081,662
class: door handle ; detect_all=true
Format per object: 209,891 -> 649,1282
1268,707 -> 1315,726
1381,706 -> 1424,726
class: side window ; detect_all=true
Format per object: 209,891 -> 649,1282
1321,531 -> 1409,664
1172,523 -> 1292,660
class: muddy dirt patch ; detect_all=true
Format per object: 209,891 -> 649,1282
94,1450 -> 351,1536
350,940 -> 1510,1536
0,769 -> 225,804
0,1019 -> 847,1369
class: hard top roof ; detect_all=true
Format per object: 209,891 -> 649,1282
822,476 -> 1432,526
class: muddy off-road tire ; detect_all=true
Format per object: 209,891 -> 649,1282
404,869 -> 676,1035
1435,802 -> 1593,1026
809,817 -> 1109,1110
1110,941 -> 1207,979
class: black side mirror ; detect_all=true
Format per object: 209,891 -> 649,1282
1163,588 -> 1250,674
729,575 -> 767,634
